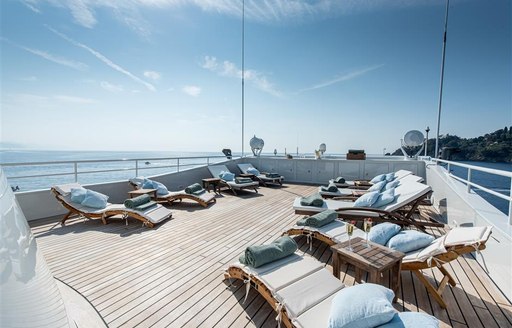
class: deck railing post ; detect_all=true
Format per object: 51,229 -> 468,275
177,158 -> 180,172
74,162 -> 78,182
135,160 -> 139,177
509,178 -> 512,225
447,163 -> 451,175
207,157 -> 210,166
467,168 -> 472,193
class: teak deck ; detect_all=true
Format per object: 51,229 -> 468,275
30,184 -> 512,328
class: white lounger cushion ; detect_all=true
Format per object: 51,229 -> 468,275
165,190 -> 215,203
226,180 -> 259,188
208,165 -> 259,188
275,269 -> 345,319
402,237 -> 446,263
328,169 -> 414,187
293,293 -> 337,328
444,226 -> 492,246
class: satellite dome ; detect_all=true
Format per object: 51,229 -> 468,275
250,135 -> 264,156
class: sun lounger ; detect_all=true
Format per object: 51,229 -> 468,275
51,183 -> 172,228
129,178 -> 216,208
207,165 -> 259,195
237,163 -> 284,186
329,169 -> 414,189
319,174 -> 424,198
401,226 -> 492,308
294,181 -> 442,230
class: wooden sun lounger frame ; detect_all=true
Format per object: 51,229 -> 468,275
128,181 -> 216,208
253,172 -> 283,187
51,188 -> 172,228
401,241 -> 488,309
218,179 -> 259,196
295,190 -> 442,231
224,266 -> 294,328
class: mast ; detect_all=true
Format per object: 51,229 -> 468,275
241,0 -> 245,157
435,0 -> 450,158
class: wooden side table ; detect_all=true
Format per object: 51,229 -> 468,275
202,178 -> 221,194
128,188 -> 157,199
331,237 -> 405,301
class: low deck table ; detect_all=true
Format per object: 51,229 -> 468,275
128,188 -> 157,199
202,178 -> 221,194
331,237 -> 405,301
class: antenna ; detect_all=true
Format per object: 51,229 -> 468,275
400,130 -> 425,160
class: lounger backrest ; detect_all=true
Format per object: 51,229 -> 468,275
395,169 -> 413,179
398,174 -> 424,184
237,163 -> 255,174
52,183 -> 83,196
208,165 -> 231,178
380,181 -> 431,212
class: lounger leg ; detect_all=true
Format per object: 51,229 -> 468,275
412,269 -> 448,309
60,211 -> 73,225
254,187 -> 258,193
438,266 -> 457,287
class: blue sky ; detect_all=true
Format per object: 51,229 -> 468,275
1,0 -> 510,154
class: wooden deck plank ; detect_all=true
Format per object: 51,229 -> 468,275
29,183 -> 511,328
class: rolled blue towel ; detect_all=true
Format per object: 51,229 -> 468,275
135,200 -> 157,211
192,189 -> 206,196
296,210 -> 338,227
124,194 -> 151,209
320,183 -> 338,192
185,183 -> 203,194
334,177 -> 346,184
300,193 -> 324,207
235,177 -> 253,184
239,236 -> 298,268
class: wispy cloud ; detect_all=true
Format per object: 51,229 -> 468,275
100,81 -> 124,92
182,85 -> 201,97
1,37 -> 87,71
201,56 -> 281,97
47,26 -> 156,91
300,65 -> 384,92
18,76 -> 38,82
22,0 -> 41,13
144,71 -> 161,81
53,95 -> 96,104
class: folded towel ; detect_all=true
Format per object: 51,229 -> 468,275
135,200 -> 157,211
321,183 -> 338,192
265,173 -> 280,178
300,193 -> 324,207
296,210 -> 338,227
334,177 -> 346,184
124,194 -> 151,209
185,183 -> 203,194
192,189 -> 206,196
235,177 -> 253,184
239,236 -> 298,268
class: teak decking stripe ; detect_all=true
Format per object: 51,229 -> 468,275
29,184 -> 512,328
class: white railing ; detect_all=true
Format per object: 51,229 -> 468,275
0,155 -> 233,190
431,158 -> 512,224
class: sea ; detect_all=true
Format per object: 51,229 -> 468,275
1,150 -> 510,215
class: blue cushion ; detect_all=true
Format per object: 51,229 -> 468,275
328,283 -> 396,328
385,173 -> 395,182
369,223 -> 402,246
370,174 -> 386,184
81,189 -> 108,209
70,187 -> 87,204
247,168 -> 260,175
386,230 -> 435,253
141,179 -> 169,195
385,180 -> 400,190
368,180 -> 387,192
377,312 -> 439,327
219,171 -> 235,181
373,188 -> 396,208
354,191 -> 380,207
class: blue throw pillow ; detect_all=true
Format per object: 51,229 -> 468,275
328,283 -> 396,328
247,167 -> 260,175
142,178 -> 154,189
370,174 -> 386,184
377,312 -> 439,327
152,181 -> 169,195
385,173 -> 395,182
369,223 -> 402,246
386,230 -> 435,253
373,188 -> 396,208
368,180 -> 387,192
70,187 -> 87,204
354,191 -> 380,207
81,189 -> 108,209
385,180 -> 400,190
220,171 -> 235,181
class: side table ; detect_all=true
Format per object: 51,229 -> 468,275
202,178 -> 221,194
128,188 -> 157,199
331,237 -> 405,301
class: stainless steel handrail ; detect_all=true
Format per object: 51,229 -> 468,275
432,158 -> 512,224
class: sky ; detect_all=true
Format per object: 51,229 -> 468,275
0,0 -> 510,154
